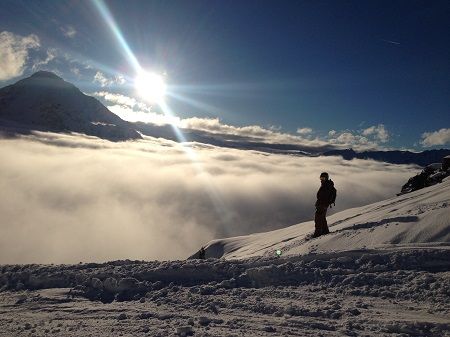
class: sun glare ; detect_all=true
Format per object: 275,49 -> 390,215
135,71 -> 166,104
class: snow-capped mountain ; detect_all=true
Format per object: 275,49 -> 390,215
0,71 -> 141,141
194,175 -> 450,260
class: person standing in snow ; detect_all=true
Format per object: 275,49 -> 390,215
313,172 -> 336,238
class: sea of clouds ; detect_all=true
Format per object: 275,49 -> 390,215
0,132 -> 419,263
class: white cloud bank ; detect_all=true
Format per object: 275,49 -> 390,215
0,132 -> 418,264
93,91 -> 395,151
421,128 -> 450,147
0,31 -> 40,81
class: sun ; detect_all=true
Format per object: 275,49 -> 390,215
134,71 -> 166,104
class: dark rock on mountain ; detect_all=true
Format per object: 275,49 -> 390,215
0,71 -> 141,141
399,158 -> 450,195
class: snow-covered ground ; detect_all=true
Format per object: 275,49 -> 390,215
0,178 -> 449,336
200,176 -> 450,260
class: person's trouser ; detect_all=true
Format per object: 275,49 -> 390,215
314,205 -> 329,236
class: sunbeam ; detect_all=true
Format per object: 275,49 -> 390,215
159,101 -> 233,230
91,0 -> 141,72
90,0 -> 232,229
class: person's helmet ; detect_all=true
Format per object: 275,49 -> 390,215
320,172 -> 329,179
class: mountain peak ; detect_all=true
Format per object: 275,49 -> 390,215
0,71 -> 142,141
29,71 -> 63,80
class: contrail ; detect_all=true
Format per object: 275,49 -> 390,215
381,38 -> 401,45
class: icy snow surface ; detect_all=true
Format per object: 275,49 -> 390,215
0,178 -> 449,336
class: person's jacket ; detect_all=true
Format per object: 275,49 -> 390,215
316,179 -> 334,207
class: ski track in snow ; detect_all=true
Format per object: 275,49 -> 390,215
0,248 -> 449,336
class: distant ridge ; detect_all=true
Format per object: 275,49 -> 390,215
321,148 -> 450,167
0,71 -> 141,141
0,72 -> 447,165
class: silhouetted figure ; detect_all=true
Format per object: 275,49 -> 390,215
198,246 -> 206,259
313,172 -> 336,238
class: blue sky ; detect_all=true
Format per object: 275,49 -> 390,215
0,0 -> 449,150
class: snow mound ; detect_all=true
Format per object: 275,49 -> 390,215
1,249 -> 449,303
196,176 -> 450,260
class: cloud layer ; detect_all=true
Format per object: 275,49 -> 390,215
0,132 -> 418,264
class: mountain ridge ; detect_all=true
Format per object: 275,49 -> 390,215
0,71 -> 448,165
0,71 -> 141,141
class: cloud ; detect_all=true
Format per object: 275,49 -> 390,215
0,31 -> 40,81
181,117 -> 271,138
92,90 -> 396,151
108,104 -> 181,125
61,25 -> 77,38
94,91 -> 148,110
93,71 -> 126,87
93,71 -> 111,87
420,128 -> 450,147
0,132 -> 418,263
297,127 -> 313,135
95,90 -> 395,151
93,91 -> 331,148
362,124 -> 389,143
326,124 -> 391,150
93,91 -> 179,125
180,117 -> 334,149
31,48 -> 57,71
94,90 -> 395,151
328,131 -> 375,149
70,67 -> 81,76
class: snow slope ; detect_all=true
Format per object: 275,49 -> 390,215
199,176 -> 450,260
1,178 -> 449,336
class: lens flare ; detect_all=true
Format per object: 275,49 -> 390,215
91,0 -> 141,72
91,0 -> 232,229
135,71 -> 166,104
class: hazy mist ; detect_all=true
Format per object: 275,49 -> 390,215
0,132 -> 418,263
